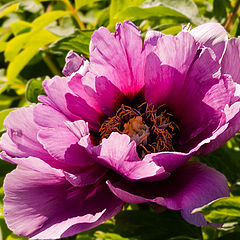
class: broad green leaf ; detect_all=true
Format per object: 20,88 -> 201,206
213,0 -> 227,21
32,10 -> 71,31
113,6 -> 187,23
75,0 -> 98,10
157,0 -> 204,24
6,29 -> 60,83
193,197 -> 240,224
109,0 -> 145,27
161,25 -> 183,34
0,2 -> 19,18
0,95 -> 14,111
4,32 -> 31,62
26,78 -> 44,103
10,20 -> 32,36
6,46 -> 42,84
6,233 -> 28,240
0,108 -> 15,132
50,30 -> 94,57
94,231 -> 129,240
199,142 -> 240,184
115,210 -> 201,240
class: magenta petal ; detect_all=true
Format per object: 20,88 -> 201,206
95,132 -> 170,181
107,162 -> 229,226
153,32 -> 199,76
222,38 -> 240,83
66,93 -> 103,130
62,50 -> 85,77
41,76 -> 79,120
190,22 -> 228,61
0,106 -> 49,159
64,164 -> 108,187
4,165 -> 123,239
165,162 -> 229,226
89,21 -> 144,98
68,74 -> 126,117
34,104 -> 68,128
38,126 -> 96,168
144,52 -> 183,107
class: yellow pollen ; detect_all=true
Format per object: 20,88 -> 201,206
123,116 -> 149,145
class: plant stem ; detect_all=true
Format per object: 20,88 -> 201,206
224,0 -> 240,31
41,51 -> 62,76
62,0 -> 86,30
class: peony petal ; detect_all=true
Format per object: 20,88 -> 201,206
66,93 -> 103,130
107,162 -> 229,226
68,74 -> 126,117
33,104 -> 68,128
62,50 -> 86,77
144,52 -> 183,108
222,38 -> 240,83
4,165 -> 123,239
0,106 -> 49,159
37,126 -> 96,168
190,22 -> 228,61
41,76 -> 79,121
89,21 -> 144,98
64,164 -> 108,187
153,32 -> 199,76
95,132 -> 170,182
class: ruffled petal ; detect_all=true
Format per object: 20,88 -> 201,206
66,93 -> 103,130
4,164 -> 123,239
222,38 -> 240,83
41,76 -> 79,121
94,132 -> 170,181
89,21 -> 144,98
68,74 -> 126,117
190,22 -> 228,61
33,103 -> 68,128
152,32 -> 199,76
37,126 -> 96,168
107,162 -> 229,226
62,50 -> 87,77
0,106 -> 49,160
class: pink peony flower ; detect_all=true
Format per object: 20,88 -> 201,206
1,21 -> 240,239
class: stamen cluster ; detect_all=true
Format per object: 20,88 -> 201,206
99,103 -> 180,158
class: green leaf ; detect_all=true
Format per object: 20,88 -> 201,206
109,0 -> 145,27
4,32 -> 30,62
0,2 -> 19,18
199,142 -> 240,184
114,5 -> 187,23
193,197 -> 240,224
26,78 -> 44,103
6,29 -> 60,83
10,20 -> 32,36
115,210 -> 201,240
213,0 -> 229,22
32,10 -> 71,31
0,108 -> 15,132
94,231 -> 129,240
157,0 -> 204,24
75,0 -> 98,10
6,233 -> 28,240
50,29 -> 94,58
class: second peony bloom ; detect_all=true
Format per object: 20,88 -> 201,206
1,21 -> 240,239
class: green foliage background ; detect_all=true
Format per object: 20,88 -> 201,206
0,0 -> 240,239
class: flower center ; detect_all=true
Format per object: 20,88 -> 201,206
99,103 -> 180,158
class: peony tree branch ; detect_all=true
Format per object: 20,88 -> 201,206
224,0 -> 240,31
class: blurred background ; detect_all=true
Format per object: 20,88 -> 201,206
0,0 -> 240,239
